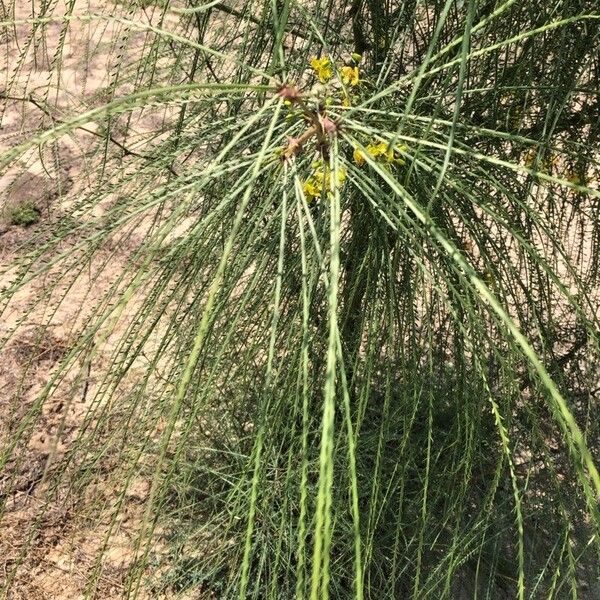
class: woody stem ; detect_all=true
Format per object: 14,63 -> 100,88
283,124 -> 318,158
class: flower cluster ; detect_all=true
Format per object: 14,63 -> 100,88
303,161 -> 347,201
308,54 -> 361,107
279,55 -> 381,201
309,57 -> 333,83
309,56 -> 360,87
279,55 -> 364,169
341,65 -> 360,87
353,140 -> 408,167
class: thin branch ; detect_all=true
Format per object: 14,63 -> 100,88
0,91 -> 179,177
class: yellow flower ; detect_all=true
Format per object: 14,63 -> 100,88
341,65 -> 360,86
313,167 -> 325,184
356,141 -> 409,166
341,94 -> 351,107
303,177 -> 321,200
310,56 -> 333,83
318,166 -> 343,186
303,165 -> 346,200
365,143 -> 379,158
367,141 -> 394,163
353,147 -> 365,166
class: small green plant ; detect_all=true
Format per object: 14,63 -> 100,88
7,200 -> 40,227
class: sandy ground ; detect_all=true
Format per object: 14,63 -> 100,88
0,1 -> 198,598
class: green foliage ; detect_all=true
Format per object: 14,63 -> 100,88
5,200 -> 41,227
1,0 -> 600,599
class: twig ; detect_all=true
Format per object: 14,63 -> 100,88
0,91 -> 179,178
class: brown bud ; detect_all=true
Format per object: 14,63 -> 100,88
319,116 -> 338,135
277,84 -> 302,104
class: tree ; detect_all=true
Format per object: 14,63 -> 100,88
1,0 -> 599,598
